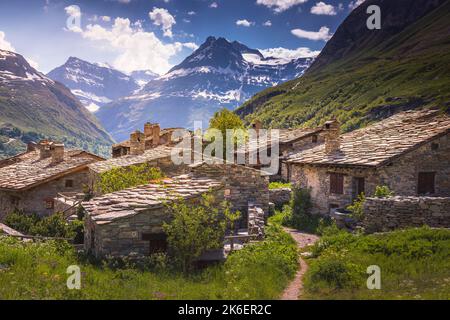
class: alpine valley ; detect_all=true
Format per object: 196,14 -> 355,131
94,37 -> 314,142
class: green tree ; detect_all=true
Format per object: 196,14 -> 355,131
207,108 -> 246,157
163,193 -> 240,273
95,164 -> 164,194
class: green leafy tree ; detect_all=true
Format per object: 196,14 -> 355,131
207,108 -> 246,157
95,164 -> 164,194
374,185 -> 394,198
163,193 -> 240,273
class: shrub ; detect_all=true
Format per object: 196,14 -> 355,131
269,182 -> 292,189
163,193 -> 241,273
374,185 -> 394,198
347,193 -> 366,221
95,164 -> 164,194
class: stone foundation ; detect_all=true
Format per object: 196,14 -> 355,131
363,196 -> 450,233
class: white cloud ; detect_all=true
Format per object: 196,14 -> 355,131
183,42 -> 199,50
256,0 -> 308,13
348,0 -> 365,10
149,7 -> 176,38
310,2 -> 337,15
210,2 -> 218,8
0,31 -> 15,52
291,26 -> 332,41
69,17 -> 194,74
64,5 -> 81,18
236,19 -> 255,27
187,11 -> 196,15
64,5 -> 82,33
101,16 -> 111,22
259,47 -> 320,61
0,31 -> 40,69
263,20 -> 272,27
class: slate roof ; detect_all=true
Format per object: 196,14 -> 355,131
112,128 -> 186,149
0,150 -> 102,190
82,175 -> 223,224
287,110 -> 450,167
88,145 -> 173,173
236,127 -> 321,154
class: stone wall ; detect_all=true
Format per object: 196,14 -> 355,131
0,169 -> 90,220
269,188 -> 291,208
190,163 -> 269,225
247,203 -> 265,240
363,196 -> 450,233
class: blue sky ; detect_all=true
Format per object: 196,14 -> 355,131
0,0 -> 365,74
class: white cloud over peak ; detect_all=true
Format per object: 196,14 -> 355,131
259,47 -> 320,61
69,17 -> 195,75
310,2 -> 337,15
149,7 -> 176,38
236,19 -> 255,27
348,0 -> 366,10
291,26 -> 332,41
0,31 -> 15,52
256,0 -> 308,13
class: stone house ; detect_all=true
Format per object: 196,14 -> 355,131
283,110 -> 450,215
0,140 -> 104,220
83,170 -> 267,258
112,122 -> 186,158
237,121 -> 325,178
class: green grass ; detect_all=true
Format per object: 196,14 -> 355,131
303,227 -> 450,300
0,224 -> 297,300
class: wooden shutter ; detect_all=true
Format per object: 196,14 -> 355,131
418,172 -> 435,195
330,173 -> 344,194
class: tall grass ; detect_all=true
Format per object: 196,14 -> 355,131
0,224 -> 297,300
303,227 -> 450,300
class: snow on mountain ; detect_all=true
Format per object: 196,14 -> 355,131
47,57 -> 140,112
95,37 -> 315,141
130,70 -> 158,87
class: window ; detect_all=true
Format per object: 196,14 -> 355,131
65,179 -> 74,188
355,177 -> 365,196
45,199 -> 54,209
312,135 -> 318,143
142,233 -> 167,254
431,143 -> 439,151
330,173 -> 344,194
418,172 -> 435,195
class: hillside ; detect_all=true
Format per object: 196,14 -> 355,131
0,50 -> 114,159
235,0 -> 450,132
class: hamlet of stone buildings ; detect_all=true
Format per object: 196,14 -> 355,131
0,109 -> 449,258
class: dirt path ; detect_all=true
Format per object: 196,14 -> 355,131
280,228 -> 319,300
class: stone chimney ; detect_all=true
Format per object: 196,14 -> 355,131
38,140 -> 52,159
27,142 -> 37,152
152,124 -> 161,146
144,122 -> 153,138
130,130 -> 145,155
252,120 -> 262,134
51,143 -> 65,164
324,119 -> 341,154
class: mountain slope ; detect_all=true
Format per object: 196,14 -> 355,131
235,0 -> 450,131
97,37 -> 314,141
0,50 -> 114,158
47,57 -> 140,112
